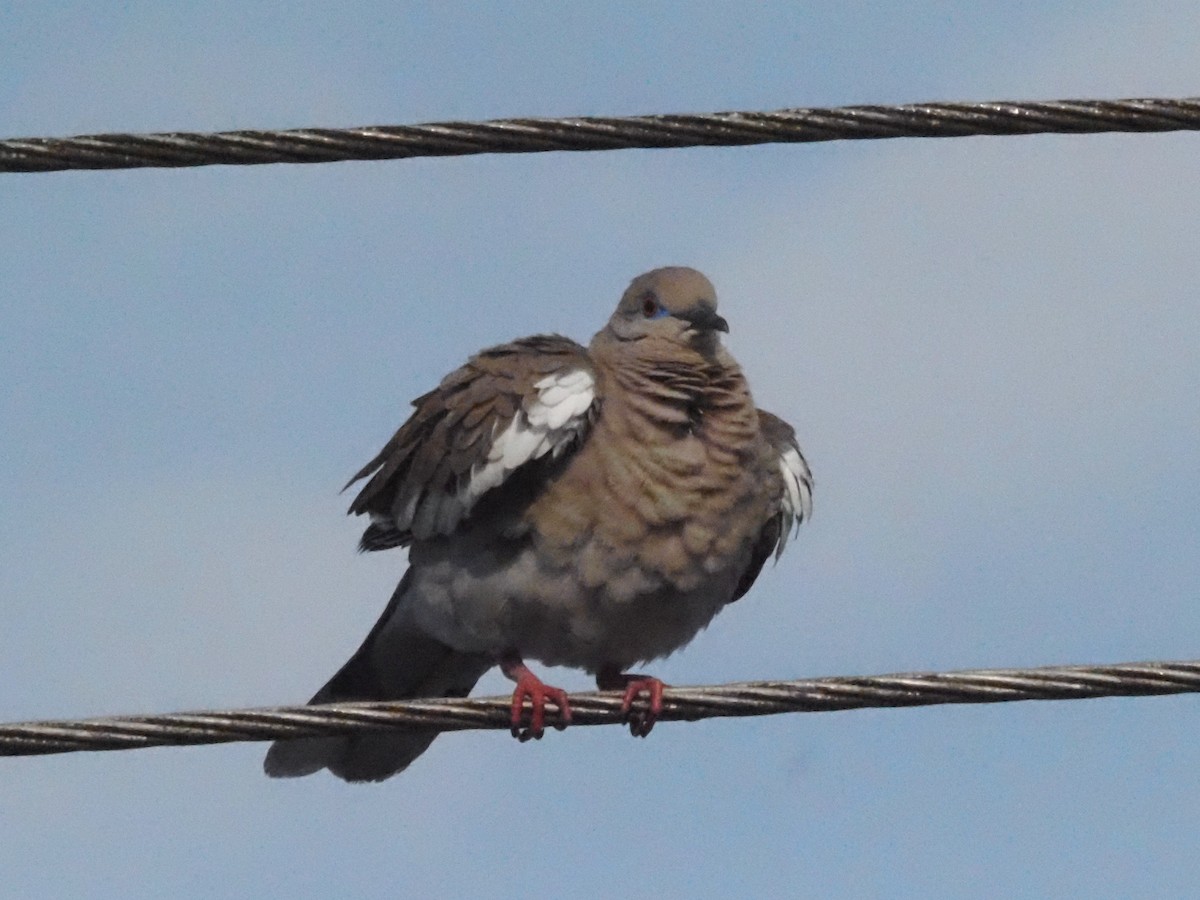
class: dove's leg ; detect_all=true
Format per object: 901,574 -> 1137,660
597,666 -> 666,737
499,651 -> 572,741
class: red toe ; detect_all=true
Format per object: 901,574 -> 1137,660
621,676 -> 666,737
501,654 -> 571,741
598,668 -> 667,738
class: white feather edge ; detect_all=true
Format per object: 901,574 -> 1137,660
775,445 -> 813,558
400,368 -> 596,540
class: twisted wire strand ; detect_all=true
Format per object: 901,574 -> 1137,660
4,659 -> 1198,758
3,97 -> 1199,173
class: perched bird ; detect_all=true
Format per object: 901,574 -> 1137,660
264,267 -> 812,782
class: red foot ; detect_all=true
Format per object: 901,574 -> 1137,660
500,653 -> 571,742
597,668 -> 667,737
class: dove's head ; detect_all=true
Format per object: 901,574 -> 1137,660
605,267 -> 729,348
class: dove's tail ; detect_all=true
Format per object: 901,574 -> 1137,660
263,572 -> 493,782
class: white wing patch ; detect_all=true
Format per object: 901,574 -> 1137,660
365,366 -> 597,545
400,369 -> 595,540
775,445 -> 813,558
451,367 -> 595,513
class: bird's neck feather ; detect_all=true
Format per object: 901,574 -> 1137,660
589,332 -> 756,435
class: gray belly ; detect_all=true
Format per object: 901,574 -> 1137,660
405,538 -> 742,672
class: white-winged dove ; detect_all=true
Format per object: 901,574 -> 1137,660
264,267 -> 813,781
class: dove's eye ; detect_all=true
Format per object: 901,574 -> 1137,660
640,293 -> 665,318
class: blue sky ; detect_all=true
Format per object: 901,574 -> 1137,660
3,3 -> 1200,897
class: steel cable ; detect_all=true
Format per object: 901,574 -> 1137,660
3,659 -> 1198,758
3,96 -> 1198,173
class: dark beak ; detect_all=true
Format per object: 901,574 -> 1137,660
681,307 -> 730,333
